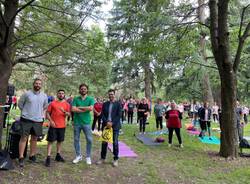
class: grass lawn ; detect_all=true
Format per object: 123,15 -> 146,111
1,110 -> 250,184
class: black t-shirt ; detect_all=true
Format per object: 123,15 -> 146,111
138,103 -> 149,118
128,102 -> 135,112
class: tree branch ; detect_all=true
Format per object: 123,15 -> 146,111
189,60 -> 218,70
233,4 -> 250,72
238,4 -> 250,39
9,0 -> 36,28
4,0 -> 35,46
30,4 -> 77,17
16,7 -> 94,61
233,22 -> 250,72
16,58 -> 70,67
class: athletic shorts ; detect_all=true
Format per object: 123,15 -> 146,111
20,117 -> 43,137
47,127 -> 65,142
200,121 -> 211,130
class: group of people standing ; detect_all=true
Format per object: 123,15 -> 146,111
17,78 -> 122,168
5,78 -> 250,169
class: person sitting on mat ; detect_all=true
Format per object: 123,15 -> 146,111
198,102 -> 212,140
165,101 -> 183,148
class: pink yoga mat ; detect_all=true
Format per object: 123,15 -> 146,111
187,130 -> 200,135
108,141 -> 138,157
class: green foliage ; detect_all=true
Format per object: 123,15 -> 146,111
10,0 -> 112,96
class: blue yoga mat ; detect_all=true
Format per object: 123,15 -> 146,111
199,136 -> 220,145
136,134 -> 162,146
147,129 -> 168,136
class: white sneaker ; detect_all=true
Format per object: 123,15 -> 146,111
113,160 -> 118,167
180,144 -> 184,148
72,155 -> 82,164
168,144 -> 172,148
86,157 -> 91,165
96,159 -> 105,165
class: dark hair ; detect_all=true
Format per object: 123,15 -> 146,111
79,83 -> 89,90
108,89 -> 115,94
57,89 -> 65,93
33,78 -> 42,84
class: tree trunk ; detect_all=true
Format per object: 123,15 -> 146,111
219,68 -> 238,157
144,62 -> 151,99
209,0 -> 239,157
0,48 -> 13,150
198,0 -> 214,104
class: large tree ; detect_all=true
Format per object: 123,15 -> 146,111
209,0 -> 250,157
0,0 -> 101,149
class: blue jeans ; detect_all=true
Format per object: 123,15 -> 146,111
101,130 -> 119,160
74,124 -> 92,157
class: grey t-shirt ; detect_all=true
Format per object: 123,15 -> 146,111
154,104 -> 166,117
18,90 -> 48,122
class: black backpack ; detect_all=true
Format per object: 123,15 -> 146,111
0,150 -> 14,170
239,138 -> 250,148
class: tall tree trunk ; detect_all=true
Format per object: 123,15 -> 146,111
219,68 -> 238,157
198,0 -> 214,104
209,0 -> 240,158
144,62 -> 151,99
0,48 -> 13,150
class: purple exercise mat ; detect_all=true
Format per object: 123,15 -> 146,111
108,141 -> 138,157
187,130 -> 200,135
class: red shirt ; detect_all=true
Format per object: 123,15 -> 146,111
165,110 -> 182,128
12,96 -> 17,104
94,102 -> 103,115
47,100 -> 70,128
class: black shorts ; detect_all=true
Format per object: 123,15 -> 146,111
47,127 -> 65,142
200,121 -> 211,130
20,117 -> 43,137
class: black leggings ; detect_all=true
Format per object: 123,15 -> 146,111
139,117 -> 147,133
92,115 -> 102,131
156,117 -> 163,129
168,128 -> 182,144
128,111 -> 133,124
213,114 -> 218,122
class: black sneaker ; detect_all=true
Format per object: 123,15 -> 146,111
45,156 -> 51,167
29,155 -> 37,163
19,157 -> 24,167
55,153 -> 65,162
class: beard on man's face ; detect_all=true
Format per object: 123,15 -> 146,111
33,85 -> 41,91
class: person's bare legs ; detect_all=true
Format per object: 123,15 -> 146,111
19,136 -> 28,158
47,142 -> 53,156
56,142 -> 62,154
30,135 -> 38,156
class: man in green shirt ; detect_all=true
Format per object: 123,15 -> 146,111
72,83 -> 95,165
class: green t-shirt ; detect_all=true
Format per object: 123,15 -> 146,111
72,96 -> 95,125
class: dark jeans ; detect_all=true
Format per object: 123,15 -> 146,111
237,122 -> 243,141
244,114 -> 248,124
92,115 -> 102,131
101,130 -> 119,160
168,128 -> 182,144
156,116 -> 163,129
139,116 -> 147,133
213,114 -> 218,122
3,112 -> 8,128
121,110 -> 125,122
128,111 -> 133,124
